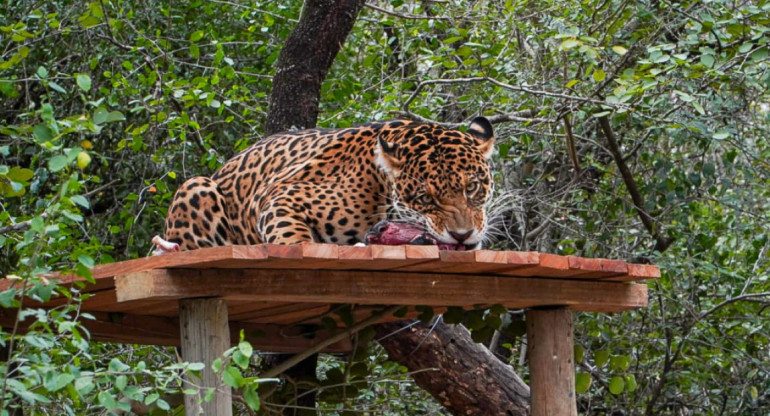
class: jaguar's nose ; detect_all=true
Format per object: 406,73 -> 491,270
449,230 -> 473,243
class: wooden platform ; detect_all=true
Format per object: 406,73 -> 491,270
0,243 -> 658,352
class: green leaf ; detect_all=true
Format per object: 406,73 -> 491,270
561,39 -> 580,50
712,131 -> 730,140
48,155 -> 69,172
144,393 -> 159,405
625,374 -> 637,392
594,349 -> 609,367
187,362 -> 205,371
48,81 -> 67,94
700,54 -> 715,68
109,358 -> 130,372
93,107 -> 108,124
739,42 -> 754,54
238,341 -> 253,358
115,375 -> 128,391
610,354 -> 630,371
243,386 -> 260,410
33,123 -> 53,142
593,69 -> 606,82
76,74 -> 91,92
75,376 -> 95,395
37,66 -> 49,78
71,195 -> 90,209
190,30 -> 204,42
750,47 -> 768,62
611,45 -> 627,55
7,167 -> 33,182
232,350 -> 249,370
575,373 -> 591,393
608,376 -> 625,395
30,216 -> 44,233
156,399 -> 170,410
98,391 -> 119,410
223,366 -> 245,388
49,373 -> 75,392
574,344 -> 585,362
692,101 -> 706,115
211,358 -> 222,373
105,111 -> 125,122
80,14 -> 101,29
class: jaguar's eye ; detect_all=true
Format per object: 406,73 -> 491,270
415,194 -> 434,205
465,182 -> 480,197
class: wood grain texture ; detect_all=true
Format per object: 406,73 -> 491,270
526,308 -> 578,416
0,309 -> 351,352
114,268 -> 648,312
376,321 -> 530,416
180,299 -> 233,416
0,244 -> 660,295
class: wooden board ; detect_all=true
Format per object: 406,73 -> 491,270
0,244 -> 657,350
0,244 -> 659,295
0,309 -> 351,353
114,268 -> 648,312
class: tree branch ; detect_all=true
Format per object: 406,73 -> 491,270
402,77 -> 623,114
0,213 -> 47,235
364,2 -> 453,20
598,116 -> 674,253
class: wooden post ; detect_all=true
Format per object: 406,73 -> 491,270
180,298 -> 232,416
526,307 -> 577,416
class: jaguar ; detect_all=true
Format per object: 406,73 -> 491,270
153,117 -> 496,254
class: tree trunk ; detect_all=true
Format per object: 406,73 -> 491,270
265,0 -> 365,135
265,2 -> 532,415
376,321 -> 530,416
264,1 -> 365,412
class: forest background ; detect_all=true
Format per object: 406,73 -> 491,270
1,0 -> 770,415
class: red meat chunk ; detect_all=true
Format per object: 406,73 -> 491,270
364,221 -> 465,251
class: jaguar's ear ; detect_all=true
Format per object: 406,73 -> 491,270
375,134 -> 403,176
467,116 -> 495,159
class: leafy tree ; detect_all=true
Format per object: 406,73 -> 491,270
2,0 -> 770,414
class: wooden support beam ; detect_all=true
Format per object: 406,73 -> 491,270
180,298 -> 233,416
0,310 -> 352,353
115,268 -> 648,312
526,308 -> 577,416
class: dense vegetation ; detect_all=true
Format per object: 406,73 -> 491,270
1,0 -> 769,414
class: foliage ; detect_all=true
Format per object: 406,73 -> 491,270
2,0 -> 770,415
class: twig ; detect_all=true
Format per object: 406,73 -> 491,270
364,3 -> 453,20
390,108 -> 553,128
699,292 -> 770,321
598,116 -> 674,253
0,213 -> 47,235
562,113 -> 581,177
402,77 -> 623,113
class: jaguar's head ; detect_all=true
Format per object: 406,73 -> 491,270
375,117 -> 495,250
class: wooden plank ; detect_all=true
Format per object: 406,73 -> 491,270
510,253 -> 629,279
336,244 -> 439,270
232,302 -> 331,324
0,309 -> 351,352
396,249 -> 516,273
526,308 -> 577,416
115,268 -> 648,312
606,263 -> 661,282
